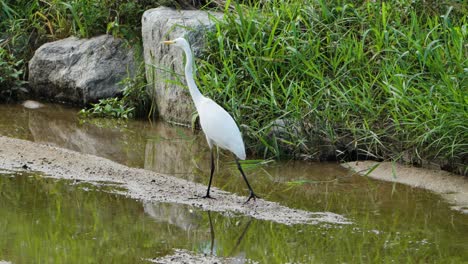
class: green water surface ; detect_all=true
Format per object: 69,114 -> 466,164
0,103 -> 467,263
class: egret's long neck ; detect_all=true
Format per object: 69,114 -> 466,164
182,45 -> 203,109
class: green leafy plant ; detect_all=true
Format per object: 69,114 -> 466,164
79,63 -> 150,119
79,97 -> 135,119
0,47 -> 27,101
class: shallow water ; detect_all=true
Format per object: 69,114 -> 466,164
0,103 -> 467,263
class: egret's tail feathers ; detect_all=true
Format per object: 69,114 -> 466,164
235,150 -> 246,160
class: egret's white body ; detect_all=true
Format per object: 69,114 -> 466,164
164,37 -> 257,202
198,98 -> 246,160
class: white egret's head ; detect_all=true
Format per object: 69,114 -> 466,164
163,37 -> 188,48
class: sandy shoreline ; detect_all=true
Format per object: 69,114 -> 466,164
0,136 -> 350,226
344,161 -> 468,214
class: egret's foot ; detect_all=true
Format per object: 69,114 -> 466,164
202,194 -> 216,199
188,194 -> 216,200
243,192 -> 260,204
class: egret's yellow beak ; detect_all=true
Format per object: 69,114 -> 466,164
163,40 -> 175,45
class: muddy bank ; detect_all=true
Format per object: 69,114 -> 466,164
0,136 -> 350,225
344,161 -> 468,214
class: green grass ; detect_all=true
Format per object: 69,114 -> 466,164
195,0 -> 467,174
1,0 -> 466,173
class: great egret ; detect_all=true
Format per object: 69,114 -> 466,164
163,37 -> 258,203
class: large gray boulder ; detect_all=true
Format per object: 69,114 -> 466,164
29,35 -> 135,105
142,7 -> 222,125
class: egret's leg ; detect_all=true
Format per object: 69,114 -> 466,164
235,158 -> 259,203
203,148 -> 215,199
